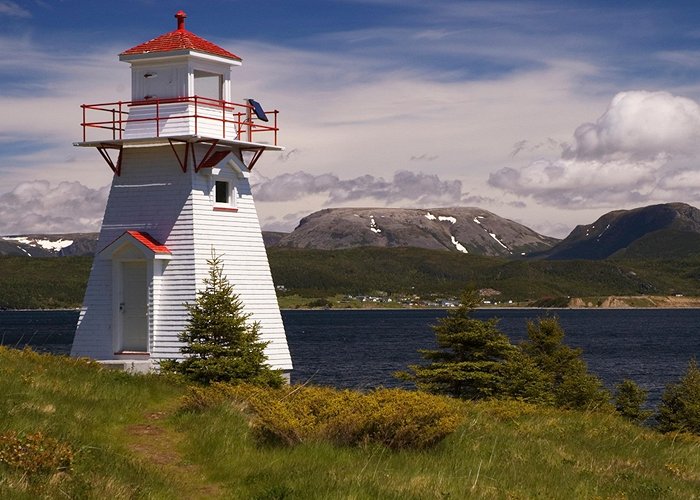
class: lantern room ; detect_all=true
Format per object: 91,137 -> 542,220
78,10 -> 279,171
120,10 -> 240,104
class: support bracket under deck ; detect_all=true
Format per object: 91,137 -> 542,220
96,144 -> 123,176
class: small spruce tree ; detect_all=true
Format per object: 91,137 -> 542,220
510,317 -> 611,411
397,291 -> 516,400
657,358 -> 700,435
161,253 -> 284,387
614,379 -> 652,424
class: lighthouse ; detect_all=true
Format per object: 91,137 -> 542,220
71,11 -> 292,376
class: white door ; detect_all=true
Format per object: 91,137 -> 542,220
120,261 -> 148,352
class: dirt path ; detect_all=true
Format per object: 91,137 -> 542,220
124,409 -> 223,499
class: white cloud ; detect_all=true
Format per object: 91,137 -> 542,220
0,1 -> 30,18
566,91 -> 700,160
0,181 -> 108,235
489,90 -> 700,208
252,169 -> 466,206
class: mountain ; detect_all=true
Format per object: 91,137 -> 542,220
0,233 -> 98,257
545,203 -> 700,260
274,207 -> 558,257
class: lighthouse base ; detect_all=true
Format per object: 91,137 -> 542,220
98,359 -> 154,374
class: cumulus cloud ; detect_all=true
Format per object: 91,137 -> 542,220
252,169 -> 466,207
489,90 -> 700,208
565,91 -> 700,160
0,181 -> 109,235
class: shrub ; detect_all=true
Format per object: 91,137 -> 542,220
180,383 -> 462,450
306,298 -> 333,308
161,254 -> 284,387
614,379 -> 652,423
0,431 -> 73,474
657,358 -> 700,434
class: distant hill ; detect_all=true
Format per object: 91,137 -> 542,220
262,231 -> 288,248
545,203 -> 700,260
0,233 -> 98,257
273,207 -> 558,257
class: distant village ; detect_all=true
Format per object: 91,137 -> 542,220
276,286 -> 517,309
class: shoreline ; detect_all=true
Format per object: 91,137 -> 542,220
4,295 -> 700,313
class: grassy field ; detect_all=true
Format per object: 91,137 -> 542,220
1,346 -> 699,499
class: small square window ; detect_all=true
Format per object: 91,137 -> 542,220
215,181 -> 229,204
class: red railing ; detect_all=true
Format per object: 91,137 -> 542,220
80,96 -> 279,145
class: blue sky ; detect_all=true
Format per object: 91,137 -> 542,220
3,0 -> 700,236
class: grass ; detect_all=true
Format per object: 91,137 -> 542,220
1,346 -> 700,498
0,347 -> 186,498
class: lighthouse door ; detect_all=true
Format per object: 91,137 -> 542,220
120,261 -> 148,352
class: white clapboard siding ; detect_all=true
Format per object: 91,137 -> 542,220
72,142 -> 292,372
123,103 -> 238,140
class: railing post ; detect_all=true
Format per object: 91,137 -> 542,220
274,111 -> 278,145
118,101 -> 123,140
246,104 -> 252,142
194,96 -> 198,136
111,108 -> 116,140
156,99 -> 160,137
82,105 -> 86,142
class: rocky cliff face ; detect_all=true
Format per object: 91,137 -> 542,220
0,233 -> 98,257
275,207 -> 558,256
545,203 -> 700,260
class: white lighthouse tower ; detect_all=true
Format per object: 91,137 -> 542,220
71,11 -> 292,376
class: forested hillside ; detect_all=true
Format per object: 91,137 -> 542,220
2,249 -> 700,309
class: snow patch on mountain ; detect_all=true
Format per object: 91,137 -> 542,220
488,232 -> 509,250
450,235 -> 468,253
4,236 -> 74,252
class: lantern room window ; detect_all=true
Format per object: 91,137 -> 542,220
194,70 -> 223,101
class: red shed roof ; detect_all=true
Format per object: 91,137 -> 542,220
125,230 -> 172,254
120,10 -> 241,61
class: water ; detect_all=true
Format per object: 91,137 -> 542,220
0,310 -> 78,356
2,308 -> 699,406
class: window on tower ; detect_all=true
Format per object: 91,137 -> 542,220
215,181 -> 229,204
212,176 -> 237,212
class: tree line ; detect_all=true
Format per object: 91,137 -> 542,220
398,291 -> 700,434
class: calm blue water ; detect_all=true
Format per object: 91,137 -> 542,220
1,308 -> 699,406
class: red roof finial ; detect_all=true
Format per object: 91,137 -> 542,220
175,10 -> 187,31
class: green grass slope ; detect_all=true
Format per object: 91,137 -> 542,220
1,347 -> 700,498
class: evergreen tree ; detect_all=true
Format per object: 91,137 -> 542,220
500,349 -> 554,405
614,379 -> 652,424
397,291 -> 516,400
509,317 -> 611,410
161,254 -> 284,387
657,358 -> 700,434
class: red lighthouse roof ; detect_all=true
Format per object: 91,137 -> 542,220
120,10 -> 241,61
